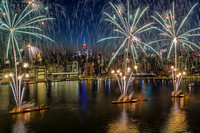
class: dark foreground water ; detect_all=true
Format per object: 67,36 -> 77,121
0,79 -> 200,133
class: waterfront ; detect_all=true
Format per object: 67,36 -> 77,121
0,80 -> 200,132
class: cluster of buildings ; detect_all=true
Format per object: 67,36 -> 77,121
63,38 -> 107,77
138,49 -> 200,75
1,37 -> 200,78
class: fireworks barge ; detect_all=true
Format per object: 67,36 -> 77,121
171,90 -> 187,98
171,94 -> 185,98
112,98 -> 151,104
9,105 -> 50,114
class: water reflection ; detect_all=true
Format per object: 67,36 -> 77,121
12,113 -> 31,133
162,98 -> 188,133
107,107 -> 139,133
133,79 -> 152,98
0,85 -> 10,110
92,81 -> 97,99
79,81 -> 88,115
105,79 -> 110,97
0,80 -> 200,132
46,82 -> 51,99
49,81 -> 79,103
26,84 -> 35,101
36,83 -> 47,105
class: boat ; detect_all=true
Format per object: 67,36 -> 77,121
171,94 -> 185,98
172,91 -> 191,98
112,98 -> 150,104
9,105 -> 50,114
171,90 -> 185,98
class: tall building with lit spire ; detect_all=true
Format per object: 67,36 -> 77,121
82,37 -> 86,55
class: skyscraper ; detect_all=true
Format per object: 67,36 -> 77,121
82,37 -> 86,55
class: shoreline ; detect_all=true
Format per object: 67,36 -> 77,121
1,75 -> 200,85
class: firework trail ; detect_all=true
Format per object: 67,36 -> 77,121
27,44 -> 41,61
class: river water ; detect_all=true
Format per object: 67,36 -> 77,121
0,79 -> 200,133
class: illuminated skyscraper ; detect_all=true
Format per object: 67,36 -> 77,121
82,37 -> 86,55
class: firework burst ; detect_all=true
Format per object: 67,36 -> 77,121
0,0 -> 54,61
152,2 -> 200,60
98,0 -> 160,68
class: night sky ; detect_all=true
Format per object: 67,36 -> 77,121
0,0 -> 200,55
48,0 -> 200,54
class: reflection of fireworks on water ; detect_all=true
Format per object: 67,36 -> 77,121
162,100 -> 187,133
27,45 -> 41,61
